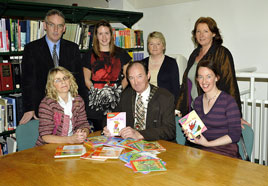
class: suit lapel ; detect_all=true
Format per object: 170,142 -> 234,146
40,37 -> 55,68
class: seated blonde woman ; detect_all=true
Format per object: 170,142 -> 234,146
36,66 -> 93,146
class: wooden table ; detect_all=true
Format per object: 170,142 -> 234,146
1,132 -> 268,186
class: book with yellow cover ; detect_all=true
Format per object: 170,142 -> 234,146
178,110 -> 207,138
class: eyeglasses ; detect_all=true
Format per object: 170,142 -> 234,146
54,76 -> 70,84
46,22 -> 64,30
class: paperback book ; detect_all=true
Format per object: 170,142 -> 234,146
54,145 -> 86,158
91,146 -> 124,159
84,136 -> 109,148
107,112 -> 126,136
130,159 -> 167,173
178,110 -> 207,138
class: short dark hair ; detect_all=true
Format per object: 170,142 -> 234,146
45,9 -> 65,24
126,61 -> 148,79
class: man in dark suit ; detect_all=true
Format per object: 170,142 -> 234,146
103,61 -> 175,141
20,9 -> 86,124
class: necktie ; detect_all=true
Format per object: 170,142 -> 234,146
53,44 -> 59,67
134,94 -> 146,131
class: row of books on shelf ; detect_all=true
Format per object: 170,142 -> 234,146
0,18 -> 144,52
0,93 -> 23,133
55,136 -> 167,173
0,136 -> 16,155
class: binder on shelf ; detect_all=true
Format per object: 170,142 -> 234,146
10,59 -> 22,89
0,63 -> 13,91
7,93 -> 23,124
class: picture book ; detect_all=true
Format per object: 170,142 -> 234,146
103,137 -> 123,147
136,141 -> 166,152
84,136 -> 109,148
107,112 -> 126,136
130,159 -> 167,173
80,149 -> 107,161
120,151 -> 157,163
54,145 -> 86,158
178,110 -> 207,138
91,146 -> 124,159
117,138 -> 140,147
124,140 -> 143,151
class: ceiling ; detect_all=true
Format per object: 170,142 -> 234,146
127,0 -> 198,9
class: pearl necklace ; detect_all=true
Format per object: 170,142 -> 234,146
205,90 -> 219,105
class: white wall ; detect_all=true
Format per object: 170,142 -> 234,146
124,0 -> 268,74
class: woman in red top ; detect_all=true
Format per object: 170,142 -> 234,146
82,20 -> 131,131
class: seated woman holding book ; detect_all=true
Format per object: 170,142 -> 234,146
36,67 -> 93,146
184,60 -> 241,158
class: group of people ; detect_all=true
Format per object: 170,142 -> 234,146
19,9 -> 245,159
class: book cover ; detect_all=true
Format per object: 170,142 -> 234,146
84,135 -> 108,148
0,63 -> 13,91
103,136 -> 123,147
137,141 -> 166,152
107,112 -> 126,136
91,146 -> 124,159
80,148 -> 107,161
54,145 -> 86,158
130,159 -> 167,173
179,110 -> 207,138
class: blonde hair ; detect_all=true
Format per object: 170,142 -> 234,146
147,31 -> 166,54
46,66 -> 78,101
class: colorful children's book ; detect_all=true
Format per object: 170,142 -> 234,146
136,141 -> 166,152
54,145 -> 86,158
103,137 -> 123,147
178,110 -> 207,138
130,159 -> 167,172
117,138 -> 139,147
91,146 -> 124,159
84,136 -> 109,148
107,112 -> 126,136
80,148 -> 107,161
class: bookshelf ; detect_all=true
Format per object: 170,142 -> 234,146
0,0 -> 143,138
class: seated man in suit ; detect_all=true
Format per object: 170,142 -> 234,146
103,61 -> 175,141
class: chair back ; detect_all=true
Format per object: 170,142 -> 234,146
16,120 -> 39,151
238,124 -> 254,161
175,116 -> 186,145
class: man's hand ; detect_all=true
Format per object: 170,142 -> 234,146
19,111 -> 38,125
119,127 -> 144,140
102,126 -> 111,137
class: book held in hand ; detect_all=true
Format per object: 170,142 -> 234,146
178,110 -> 207,138
54,145 -> 86,158
107,112 -> 126,136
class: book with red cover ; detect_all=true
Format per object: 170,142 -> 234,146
0,63 -> 13,91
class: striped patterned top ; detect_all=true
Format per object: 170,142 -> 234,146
194,91 -> 241,143
36,95 -> 93,146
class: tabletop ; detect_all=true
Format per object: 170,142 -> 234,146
1,132 -> 268,186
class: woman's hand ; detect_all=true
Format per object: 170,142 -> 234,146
70,129 -> 88,144
184,130 -> 210,147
